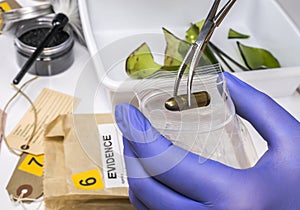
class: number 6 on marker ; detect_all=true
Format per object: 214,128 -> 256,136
79,177 -> 97,186
72,169 -> 104,190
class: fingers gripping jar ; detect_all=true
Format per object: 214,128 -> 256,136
134,64 -> 258,169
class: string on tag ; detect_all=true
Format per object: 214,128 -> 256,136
10,192 -> 43,210
1,76 -> 39,155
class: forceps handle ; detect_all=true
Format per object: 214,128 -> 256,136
173,44 -> 198,96
173,0 -> 236,108
187,0 -> 236,107
215,0 -> 236,26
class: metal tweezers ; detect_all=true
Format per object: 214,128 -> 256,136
173,0 -> 236,107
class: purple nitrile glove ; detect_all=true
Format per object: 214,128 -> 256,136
115,72 -> 300,210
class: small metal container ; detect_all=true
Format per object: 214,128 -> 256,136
2,4 -> 54,24
14,14 -> 74,76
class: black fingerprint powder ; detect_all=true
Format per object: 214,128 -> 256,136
19,27 -> 69,48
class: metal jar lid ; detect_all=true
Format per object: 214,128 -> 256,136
1,4 -> 54,24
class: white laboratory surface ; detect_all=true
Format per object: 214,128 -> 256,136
0,2 -> 110,209
0,0 -> 300,209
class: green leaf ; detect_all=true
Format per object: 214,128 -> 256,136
162,27 -> 191,68
185,20 -> 205,43
228,28 -> 250,39
125,43 -> 162,79
163,26 -> 218,71
184,20 -> 218,66
237,41 -> 281,70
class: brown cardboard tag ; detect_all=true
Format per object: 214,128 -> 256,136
0,109 -> 7,149
6,88 -> 78,155
0,0 -> 21,33
6,153 -> 43,202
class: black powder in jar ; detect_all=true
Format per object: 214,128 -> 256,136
18,27 -> 70,47
14,14 -> 75,76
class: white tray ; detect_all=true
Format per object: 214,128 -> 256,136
78,0 -> 300,106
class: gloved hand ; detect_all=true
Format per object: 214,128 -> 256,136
115,72 -> 300,210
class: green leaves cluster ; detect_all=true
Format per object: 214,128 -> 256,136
126,22 -> 281,79
126,21 -> 218,79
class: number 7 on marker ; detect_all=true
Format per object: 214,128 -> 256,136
18,154 -> 44,177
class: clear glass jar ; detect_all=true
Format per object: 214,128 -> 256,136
134,64 -> 258,169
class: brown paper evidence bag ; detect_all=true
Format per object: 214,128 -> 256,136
43,113 -> 134,210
